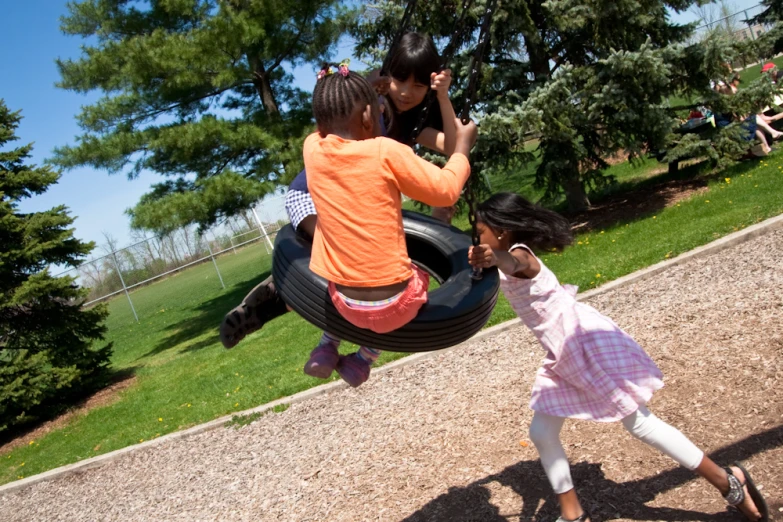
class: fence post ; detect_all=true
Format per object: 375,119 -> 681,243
205,240 -> 226,289
111,251 -> 139,323
251,206 -> 275,253
744,10 -> 756,40
229,236 -> 237,255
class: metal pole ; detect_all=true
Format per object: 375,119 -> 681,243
205,240 -> 226,289
111,252 -> 139,323
745,10 -> 755,40
251,206 -> 275,252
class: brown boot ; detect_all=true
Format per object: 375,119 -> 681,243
219,275 -> 288,349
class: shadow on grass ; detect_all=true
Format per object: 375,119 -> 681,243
402,423 -> 783,522
138,271 -> 274,359
560,158 -> 739,233
0,366 -> 140,450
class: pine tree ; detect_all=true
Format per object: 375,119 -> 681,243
0,100 -> 111,433
53,0 -> 347,230
750,0 -> 783,56
353,0 -> 772,211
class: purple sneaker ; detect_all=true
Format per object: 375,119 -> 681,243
336,353 -> 371,388
303,342 -> 339,379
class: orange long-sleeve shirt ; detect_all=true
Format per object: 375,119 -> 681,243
304,132 -> 471,287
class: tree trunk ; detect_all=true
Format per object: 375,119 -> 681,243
523,1 -> 552,83
248,55 -> 280,117
562,175 -> 590,213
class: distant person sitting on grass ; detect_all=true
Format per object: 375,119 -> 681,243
714,73 -> 780,156
758,62 -> 783,124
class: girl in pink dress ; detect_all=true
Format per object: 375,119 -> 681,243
467,192 -> 767,522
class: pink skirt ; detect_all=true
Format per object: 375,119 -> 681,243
328,265 -> 429,334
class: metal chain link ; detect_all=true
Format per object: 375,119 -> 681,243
380,0 -> 420,78
462,0 -> 498,280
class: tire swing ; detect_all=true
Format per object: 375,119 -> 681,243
273,0 -> 500,353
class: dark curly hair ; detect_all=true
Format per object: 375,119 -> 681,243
312,66 -> 379,137
476,193 -> 574,252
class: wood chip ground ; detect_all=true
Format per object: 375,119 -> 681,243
3,230 -> 782,522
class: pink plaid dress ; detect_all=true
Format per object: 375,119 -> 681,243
502,244 -> 664,422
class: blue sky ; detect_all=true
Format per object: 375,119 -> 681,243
2,0 -> 763,251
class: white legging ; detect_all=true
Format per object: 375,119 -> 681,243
529,406 -> 705,494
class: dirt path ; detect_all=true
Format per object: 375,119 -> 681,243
3,230 -> 782,522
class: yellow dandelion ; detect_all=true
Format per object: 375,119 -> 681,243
17,476 -> 23,480
28,440 -> 34,445
234,402 -> 239,407
19,462 -> 24,467
653,216 -> 657,219
139,439 -> 144,443
600,231 -> 605,234
596,274 -> 601,278
729,201 -> 733,204
612,239 -> 616,243
725,177 -> 731,183
187,404 -> 191,408
158,417 -> 163,422
577,241 -> 583,245
705,200 -> 710,203
755,184 -> 759,187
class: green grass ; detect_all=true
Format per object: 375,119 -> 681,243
738,56 -> 783,85
2,152 -> 783,485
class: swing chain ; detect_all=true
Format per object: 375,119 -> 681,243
380,0 -> 420,78
462,0 -> 498,280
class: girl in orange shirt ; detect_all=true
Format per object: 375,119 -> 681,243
303,65 -> 477,387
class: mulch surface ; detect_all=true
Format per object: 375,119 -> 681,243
2,229 -> 781,522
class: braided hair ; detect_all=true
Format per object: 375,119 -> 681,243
312,65 -> 379,137
476,193 -> 574,252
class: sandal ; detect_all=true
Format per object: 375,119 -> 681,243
556,511 -> 590,522
724,462 -> 769,522
219,275 -> 288,349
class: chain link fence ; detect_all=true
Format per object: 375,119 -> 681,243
58,194 -> 289,322
689,3 -> 770,50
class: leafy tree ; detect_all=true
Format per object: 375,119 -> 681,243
0,100 -> 111,433
53,0 -> 348,231
750,0 -> 783,56
353,0 -> 772,211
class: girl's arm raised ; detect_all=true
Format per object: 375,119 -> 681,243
383,118 -> 477,207
415,69 -> 457,156
469,244 -> 541,279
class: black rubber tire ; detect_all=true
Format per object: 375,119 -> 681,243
272,210 -> 500,352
